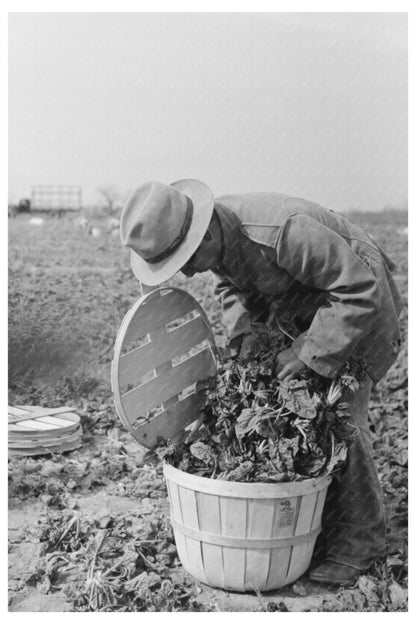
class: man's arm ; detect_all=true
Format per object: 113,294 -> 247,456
276,214 -> 382,378
213,274 -> 269,354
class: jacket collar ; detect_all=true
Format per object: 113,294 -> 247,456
213,201 -> 242,277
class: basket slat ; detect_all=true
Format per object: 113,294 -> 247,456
286,541 -> 316,584
201,544 -> 225,588
172,530 -> 188,573
246,549 -> 271,590
247,499 -> 275,538
178,486 -> 200,531
296,492 -> 318,535
196,491 -> 221,534
223,546 -> 246,590
185,537 -> 208,585
311,487 -> 328,531
219,496 -> 248,537
266,546 -> 292,589
166,481 -> 183,524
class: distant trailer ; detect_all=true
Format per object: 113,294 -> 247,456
31,185 -> 82,213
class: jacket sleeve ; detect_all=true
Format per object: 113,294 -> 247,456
213,274 -> 269,348
275,214 -> 382,378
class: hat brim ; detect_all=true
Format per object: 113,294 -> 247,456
130,179 -> 215,286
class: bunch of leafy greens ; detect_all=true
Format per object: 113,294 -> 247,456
159,307 -> 367,483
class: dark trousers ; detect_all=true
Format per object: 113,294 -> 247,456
321,379 -> 386,569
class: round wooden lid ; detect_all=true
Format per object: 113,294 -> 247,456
8,405 -> 82,455
111,287 -> 217,449
8,406 -> 80,435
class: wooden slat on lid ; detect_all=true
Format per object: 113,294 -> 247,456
11,420 -> 60,431
122,289 -> 198,347
133,393 -> 206,449
121,347 -> 214,418
8,406 -> 76,424
112,287 -> 217,449
119,315 -> 210,386
8,406 -> 80,433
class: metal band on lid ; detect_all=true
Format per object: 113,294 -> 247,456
145,197 -> 193,264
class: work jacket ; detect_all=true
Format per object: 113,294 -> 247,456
212,193 -> 403,383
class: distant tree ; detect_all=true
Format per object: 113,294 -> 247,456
97,185 -> 121,215
9,198 -> 31,218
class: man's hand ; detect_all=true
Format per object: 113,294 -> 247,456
276,347 -> 307,381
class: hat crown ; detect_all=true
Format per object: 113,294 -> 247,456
120,181 -> 191,261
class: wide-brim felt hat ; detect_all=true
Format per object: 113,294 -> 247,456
120,179 -> 214,286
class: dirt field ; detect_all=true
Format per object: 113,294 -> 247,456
8,210 -> 408,612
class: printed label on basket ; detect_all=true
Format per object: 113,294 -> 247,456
277,499 -> 295,527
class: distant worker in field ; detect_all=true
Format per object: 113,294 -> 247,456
120,179 -> 403,586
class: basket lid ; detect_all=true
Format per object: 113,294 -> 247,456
8,405 -> 82,456
111,287 -> 217,449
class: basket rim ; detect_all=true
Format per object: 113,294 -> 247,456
163,461 -> 332,498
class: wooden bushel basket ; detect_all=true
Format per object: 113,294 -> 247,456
164,464 -> 331,592
112,287 -> 331,592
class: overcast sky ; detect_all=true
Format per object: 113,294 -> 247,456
8,12 -> 407,211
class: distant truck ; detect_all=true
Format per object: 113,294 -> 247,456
30,185 -> 82,215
